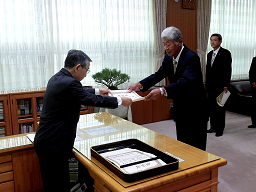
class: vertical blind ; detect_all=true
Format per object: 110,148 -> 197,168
207,0 -> 256,80
0,0 -> 156,92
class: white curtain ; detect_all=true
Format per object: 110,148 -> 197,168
152,0 -> 167,86
0,0 -> 52,93
197,0 -> 212,82
207,0 -> 256,80
0,0 -> 156,92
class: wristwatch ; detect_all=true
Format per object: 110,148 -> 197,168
159,88 -> 164,95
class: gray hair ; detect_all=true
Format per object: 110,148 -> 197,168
161,26 -> 183,45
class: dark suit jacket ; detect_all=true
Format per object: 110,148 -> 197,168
249,57 -> 256,84
206,47 -> 232,98
249,57 -> 256,95
34,68 -> 118,158
140,44 -> 208,122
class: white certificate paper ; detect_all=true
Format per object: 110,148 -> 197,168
216,90 -> 231,107
100,148 -> 166,174
109,90 -> 145,102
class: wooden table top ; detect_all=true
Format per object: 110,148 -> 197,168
73,112 -> 227,188
0,112 -> 227,190
0,133 -> 32,153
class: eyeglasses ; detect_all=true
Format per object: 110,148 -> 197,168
86,68 -> 90,74
163,42 -> 172,48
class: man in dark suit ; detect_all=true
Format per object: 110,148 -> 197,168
206,33 -> 232,137
248,57 -> 256,128
128,26 -> 208,151
34,49 -> 132,192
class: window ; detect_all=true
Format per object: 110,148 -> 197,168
0,0 -> 155,92
207,0 -> 256,80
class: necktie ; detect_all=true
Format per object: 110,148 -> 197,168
211,52 -> 216,66
173,59 -> 177,73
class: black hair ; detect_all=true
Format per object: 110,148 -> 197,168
211,33 -> 222,41
64,49 -> 92,69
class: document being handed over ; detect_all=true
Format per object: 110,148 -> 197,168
108,90 -> 145,102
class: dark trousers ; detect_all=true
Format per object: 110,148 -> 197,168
251,88 -> 256,125
78,162 -> 94,192
209,95 -> 226,134
175,119 -> 208,151
37,153 -> 71,192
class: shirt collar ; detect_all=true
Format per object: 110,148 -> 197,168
174,45 -> 184,63
213,47 -> 221,55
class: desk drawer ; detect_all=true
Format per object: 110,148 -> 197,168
0,181 -> 15,192
0,154 -> 12,164
0,171 -> 14,183
0,162 -> 13,174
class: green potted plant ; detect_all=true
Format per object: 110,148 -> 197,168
92,68 -> 130,90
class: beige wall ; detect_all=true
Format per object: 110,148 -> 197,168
166,0 -> 197,52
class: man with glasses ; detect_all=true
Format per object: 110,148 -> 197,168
34,49 -> 132,192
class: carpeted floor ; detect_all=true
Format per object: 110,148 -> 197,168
141,111 -> 256,192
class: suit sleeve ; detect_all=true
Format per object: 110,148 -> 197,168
249,57 -> 256,84
139,55 -> 169,91
69,80 -> 118,108
223,50 -> 232,87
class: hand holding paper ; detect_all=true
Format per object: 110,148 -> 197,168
216,90 -> 231,107
109,90 -> 145,102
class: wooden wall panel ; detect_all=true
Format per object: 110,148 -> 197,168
166,0 -> 197,52
152,96 -> 172,122
0,181 -> 15,192
12,148 -> 44,192
131,91 -> 153,125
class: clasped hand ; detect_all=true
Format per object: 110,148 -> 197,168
100,88 -> 132,107
127,83 -> 162,101
144,89 -> 161,101
99,88 -> 111,96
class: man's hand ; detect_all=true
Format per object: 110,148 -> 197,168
99,88 -> 111,96
252,82 -> 256,89
144,89 -> 161,101
224,87 -> 228,93
121,97 -> 133,107
127,82 -> 142,92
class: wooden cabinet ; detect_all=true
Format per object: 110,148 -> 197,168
131,90 -> 173,125
10,90 -> 46,135
0,94 -> 12,137
80,104 -> 94,115
12,148 -> 44,192
0,154 -> 14,192
1,87 -> 94,136
0,141 -> 43,192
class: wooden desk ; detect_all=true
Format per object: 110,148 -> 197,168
0,134 -> 43,192
73,112 -> 227,192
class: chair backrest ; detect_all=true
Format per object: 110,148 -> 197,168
230,81 -> 251,96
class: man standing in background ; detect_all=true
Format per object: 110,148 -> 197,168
206,33 -> 232,137
248,57 -> 256,128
